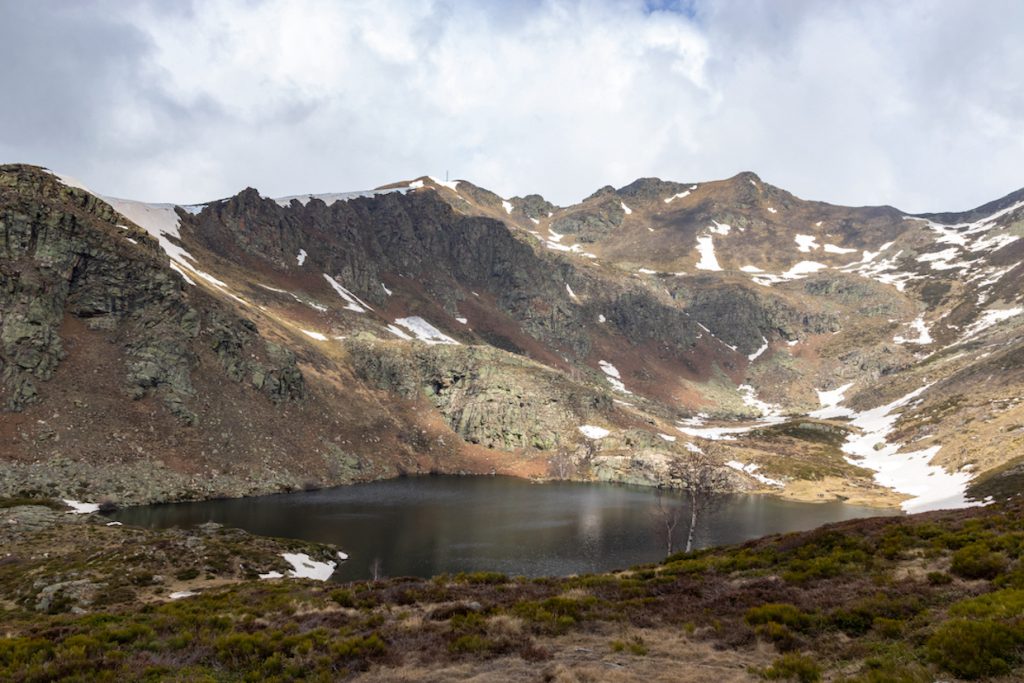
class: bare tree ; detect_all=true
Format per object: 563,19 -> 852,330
652,488 -> 682,556
548,449 -> 575,480
671,443 -> 731,553
369,557 -> 383,582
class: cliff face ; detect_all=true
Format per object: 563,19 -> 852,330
0,167 -> 303,420
2,165 -> 1023,510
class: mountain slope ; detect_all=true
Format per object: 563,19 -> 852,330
2,164 -> 1023,512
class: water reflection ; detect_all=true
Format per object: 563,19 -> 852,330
111,476 -> 900,581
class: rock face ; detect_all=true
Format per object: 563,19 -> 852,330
3,162 -> 1024,508
347,340 -> 611,450
0,166 -> 303,420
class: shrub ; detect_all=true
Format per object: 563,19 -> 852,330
610,636 -> 648,656
950,543 -> 1008,580
759,653 -> 822,682
454,571 -> 508,585
755,622 -> 801,652
829,608 -> 874,637
330,589 -> 355,608
949,588 -> 1024,620
448,634 -> 493,654
331,633 -> 387,660
926,619 -> 1022,679
926,571 -> 952,586
746,604 -> 813,632
872,617 -> 904,639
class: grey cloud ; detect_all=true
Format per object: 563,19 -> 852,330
0,0 -> 1021,212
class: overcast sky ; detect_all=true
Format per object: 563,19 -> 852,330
1,0 -> 1022,211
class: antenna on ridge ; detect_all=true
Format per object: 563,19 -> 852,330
445,170 -> 449,182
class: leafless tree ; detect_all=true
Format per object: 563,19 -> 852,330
671,443 -> 732,554
370,557 -> 383,581
548,450 -> 575,480
652,488 -> 683,556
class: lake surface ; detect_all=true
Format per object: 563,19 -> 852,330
111,476 -> 900,581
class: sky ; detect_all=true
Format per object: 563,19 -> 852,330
1,0 -> 1022,211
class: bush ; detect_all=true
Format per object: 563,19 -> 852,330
448,634 -> 493,654
755,622 -> 801,652
746,604 -> 813,632
926,619 -> 1022,679
454,571 -> 508,585
950,543 -> 1008,580
610,636 -> 648,655
950,588 -> 1024,620
759,653 -> 821,682
830,608 -> 874,637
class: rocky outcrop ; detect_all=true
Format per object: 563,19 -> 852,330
550,199 -> 625,242
0,166 -> 303,420
346,339 -> 611,450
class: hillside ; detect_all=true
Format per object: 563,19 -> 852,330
2,164 -> 1023,512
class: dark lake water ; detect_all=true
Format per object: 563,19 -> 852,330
111,476 -> 900,581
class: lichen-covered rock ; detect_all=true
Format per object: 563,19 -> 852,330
347,339 -> 611,451
0,165 -> 304,417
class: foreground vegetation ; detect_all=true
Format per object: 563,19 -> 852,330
3,498 -> 1024,681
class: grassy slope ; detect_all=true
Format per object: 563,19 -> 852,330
3,499 -> 1024,681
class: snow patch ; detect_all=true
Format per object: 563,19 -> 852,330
428,176 -> 460,191
566,284 -> 579,301
323,274 -> 372,313
302,330 -> 328,341
823,244 -> 857,254
274,187 -> 404,207
961,307 -> 1024,341
502,200 -> 513,214
794,234 -> 819,253
840,385 -> 979,512
386,324 -> 414,340
620,201 -> 632,215
695,236 -> 722,271
747,337 -> 769,362
726,461 -> 784,488
781,261 -> 828,279
664,190 -> 690,203
282,553 -> 336,581
296,249 -> 307,266
808,382 -> 855,419
46,169 -> 91,192
709,220 -> 731,235
63,500 -> 99,514
393,317 -> 459,345
598,360 -> 631,394
169,591 -> 198,600
578,425 -> 610,439
893,317 -> 933,345
258,571 -> 284,580
658,433 -> 677,442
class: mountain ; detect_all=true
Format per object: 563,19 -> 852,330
2,164 -> 1022,511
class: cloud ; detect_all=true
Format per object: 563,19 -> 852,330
0,0 -> 1022,212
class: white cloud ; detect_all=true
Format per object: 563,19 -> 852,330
1,0 -> 1022,212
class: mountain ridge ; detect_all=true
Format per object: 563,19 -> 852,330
2,162 -> 1023,514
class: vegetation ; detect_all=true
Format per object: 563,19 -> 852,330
3,499 -> 1024,679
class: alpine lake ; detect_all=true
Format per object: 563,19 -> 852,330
110,475 -> 900,581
